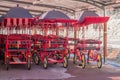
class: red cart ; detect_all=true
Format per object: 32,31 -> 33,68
74,39 -> 102,69
73,16 -> 109,69
2,18 -> 33,70
31,10 -> 77,69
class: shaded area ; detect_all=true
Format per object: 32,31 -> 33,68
0,60 -> 120,80
65,61 -> 120,80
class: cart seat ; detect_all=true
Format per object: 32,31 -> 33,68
78,39 -> 102,44
8,48 -> 28,51
77,47 -> 100,50
41,47 -> 65,51
51,41 -> 65,44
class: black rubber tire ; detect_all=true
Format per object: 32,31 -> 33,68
81,54 -> 86,69
27,57 -> 31,70
97,54 -> 102,69
6,58 -> 9,70
32,53 -> 40,65
73,53 -> 77,64
63,56 -> 68,68
43,57 -> 48,69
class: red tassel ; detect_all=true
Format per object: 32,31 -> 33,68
25,18 -> 28,25
19,18 -> 23,26
7,18 -> 11,26
13,18 -> 17,26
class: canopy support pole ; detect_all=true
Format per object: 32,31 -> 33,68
103,22 -> 107,64
103,7 -> 107,64
74,27 -> 77,49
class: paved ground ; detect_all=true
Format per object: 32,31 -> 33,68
0,59 -> 120,80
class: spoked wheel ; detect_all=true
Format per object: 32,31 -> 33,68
97,54 -> 102,69
27,57 -> 31,70
43,57 -> 48,69
81,54 -> 86,69
32,53 -> 40,65
63,56 -> 68,68
73,53 -> 77,64
6,58 -> 9,70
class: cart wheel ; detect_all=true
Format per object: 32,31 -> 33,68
63,56 -> 68,68
6,58 -> 9,70
43,57 -> 48,69
27,57 -> 31,70
87,52 -> 90,64
97,54 -> 102,69
81,54 -> 86,69
33,53 -> 40,65
73,53 -> 77,64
